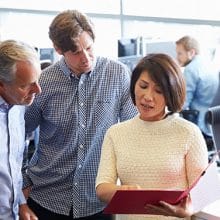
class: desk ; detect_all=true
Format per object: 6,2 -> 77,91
193,199 -> 220,220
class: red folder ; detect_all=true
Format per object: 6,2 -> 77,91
104,155 -> 218,214
104,189 -> 185,214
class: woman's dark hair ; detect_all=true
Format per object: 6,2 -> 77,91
130,53 -> 186,113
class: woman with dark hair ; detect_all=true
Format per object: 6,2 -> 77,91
96,53 -> 208,220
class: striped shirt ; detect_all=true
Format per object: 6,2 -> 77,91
0,96 -> 26,220
23,56 -> 138,218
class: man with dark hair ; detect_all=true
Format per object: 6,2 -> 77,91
23,10 -> 137,220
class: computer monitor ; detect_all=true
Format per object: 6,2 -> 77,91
118,38 -> 140,57
142,39 -> 176,59
39,48 -> 55,62
118,55 -> 142,72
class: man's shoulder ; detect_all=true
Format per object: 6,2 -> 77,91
184,57 -> 201,76
41,61 -> 60,75
185,55 -> 217,77
40,61 -> 69,84
95,56 -> 130,76
96,56 -> 128,68
187,55 -> 208,69
96,56 -> 119,63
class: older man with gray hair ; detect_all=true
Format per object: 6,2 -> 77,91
0,40 -> 41,220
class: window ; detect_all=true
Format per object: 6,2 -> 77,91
123,0 -> 220,21
0,0 -> 120,14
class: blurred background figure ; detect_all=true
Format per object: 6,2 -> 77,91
176,35 -> 219,151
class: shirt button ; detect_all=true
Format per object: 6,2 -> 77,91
74,182 -> 77,186
80,102 -> 84,106
79,144 -> 83,149
79,164 -> 82,168
81,124 -> 85,128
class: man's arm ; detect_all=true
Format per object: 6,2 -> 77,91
19,204 -> 38,220
18,186 -> 37,220
183,68 -> 198,109
118,65 -> 138,121
22,99 -> 42,188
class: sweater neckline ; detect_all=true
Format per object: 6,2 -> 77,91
134,113 -> 178,127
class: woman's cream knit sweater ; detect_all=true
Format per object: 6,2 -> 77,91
96,113 -> 208,220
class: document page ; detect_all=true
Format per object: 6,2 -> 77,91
190,161 -> 220,213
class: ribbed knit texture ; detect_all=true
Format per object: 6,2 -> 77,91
96,113 -> 208,220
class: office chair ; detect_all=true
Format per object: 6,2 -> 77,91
206,106 -> 220,151
205,71 -> 220,152
210,71 -> 220,107
206,105 -> 220,165
179,109 -> 199,124
180,108 -> 215,151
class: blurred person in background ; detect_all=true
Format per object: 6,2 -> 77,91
176,35 -> 219,150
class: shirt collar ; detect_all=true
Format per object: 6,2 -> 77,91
59,56 -> 97,80
0,96 -> 12,113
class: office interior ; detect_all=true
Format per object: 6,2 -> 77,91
1,0 -> 220,219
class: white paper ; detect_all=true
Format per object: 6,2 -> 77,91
190,162 -> 220,213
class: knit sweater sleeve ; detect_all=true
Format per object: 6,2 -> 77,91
185,124 -> 208,185
96,127 -> 118,187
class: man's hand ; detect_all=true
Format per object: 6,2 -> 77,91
145,195 -> 193,218
22,187 -> 32,200
19,204 -> 38,220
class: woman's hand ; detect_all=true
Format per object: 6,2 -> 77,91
120,184 -> 141,190
96,183 -> 141,203
145,195 -> 193,218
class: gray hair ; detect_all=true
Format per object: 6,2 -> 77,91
0,40 -> 40,83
